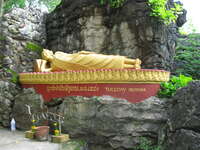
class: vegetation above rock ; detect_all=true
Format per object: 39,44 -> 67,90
160,33 -> 200,98
173,33 -> 200,80
100,0 -> 182,25
158,75 -> 193,98
148,0 -> 182,25
2,0 -> 182,25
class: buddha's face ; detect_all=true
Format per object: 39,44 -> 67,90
42,49 -> 54,62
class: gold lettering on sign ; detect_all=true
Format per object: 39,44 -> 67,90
104,87 -> 146,93
47,85 -> 99,93
105,87 -> 127,92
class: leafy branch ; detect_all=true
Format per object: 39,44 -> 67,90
148,0 -> 183,25
3,0 -> 25,12
158,75 -> 193,98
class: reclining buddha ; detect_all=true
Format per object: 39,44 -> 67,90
20,49 -> 170,103
34,49 -> 142,72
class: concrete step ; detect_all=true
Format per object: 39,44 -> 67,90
0,129 -> 87,150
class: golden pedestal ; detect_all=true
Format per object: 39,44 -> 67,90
51,134 -> 70,143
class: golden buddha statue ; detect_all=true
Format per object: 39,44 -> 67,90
34,49 -> 142,72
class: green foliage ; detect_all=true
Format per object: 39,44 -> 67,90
148,0 -> 182,25
158,75 -> 193,98
175,34 -> 200,79
188,34 -> 200,39
26,42 -> 43,53
5,68 -> 19,84
99,0 -> 127,8
3,0 -> 182,25
135,137 -> 162,150
4,0 -> 26,12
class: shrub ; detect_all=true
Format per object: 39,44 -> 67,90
158,75 -> 193,98
148,0 -> 182,25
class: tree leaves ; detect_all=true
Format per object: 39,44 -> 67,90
148,0 -> 183,25
175,34 -> 200,79
158,75 -> 193,98
3,0 -> 26,12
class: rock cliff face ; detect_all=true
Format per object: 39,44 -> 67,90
0,5 -> 47,75
0,81 -> 19,127
57,96 -> 167,149
46,0 -> 185,70
0,3 -> 47,127
166,81 -> 200,150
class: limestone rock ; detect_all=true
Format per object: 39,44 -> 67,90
0,4 -> 47,75
176,4 -> 187,27
167,129 -> 200,150
13,88 -> 45,130
167,81 -> 200,150
0,81 -> 18,127
56,96 -> 167,149
46,0 -> 186,70
168,81 -> 200,130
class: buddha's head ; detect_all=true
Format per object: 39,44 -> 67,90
42,49 -> 54,62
